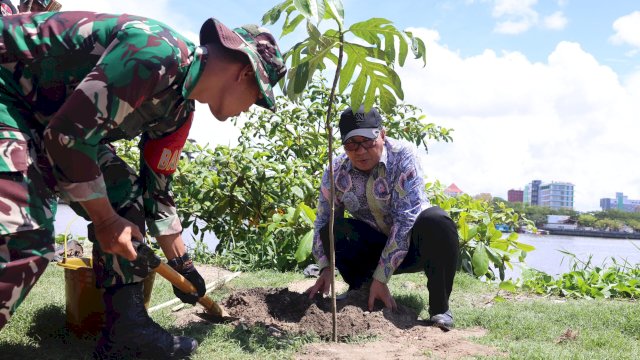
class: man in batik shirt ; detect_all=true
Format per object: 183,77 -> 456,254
0,10 -> 286,358
307,107 -> 460,329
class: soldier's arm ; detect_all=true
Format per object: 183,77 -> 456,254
43,28 -> 176,204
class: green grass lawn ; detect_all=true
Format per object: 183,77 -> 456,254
0,263 -> 638,359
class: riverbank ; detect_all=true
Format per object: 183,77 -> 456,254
542,228 -> 640,239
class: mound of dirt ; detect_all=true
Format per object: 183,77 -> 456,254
173,279 -> 501,359
223,286 -> 420,339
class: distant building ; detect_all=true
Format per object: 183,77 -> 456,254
508,189 -> 524,203
600,192 -> 640,212
525,180 -> 574,209
524,180 -> 542,206
539,182 -> 574,209
444,183 -> 464,197
545,215 -> 577,230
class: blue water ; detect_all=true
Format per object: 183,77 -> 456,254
54,205 -> 640,277
507,233 -> 640,278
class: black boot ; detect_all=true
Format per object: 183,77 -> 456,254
93,282 -> 197,359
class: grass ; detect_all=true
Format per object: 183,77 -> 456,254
0,264 -> 639,359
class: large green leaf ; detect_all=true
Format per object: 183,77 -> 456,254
324,0 -> 344,28
294,229 -> 314,262
294,0 -> 325,24
472,243 -> 490,277
282,14 -> 305,37
342,43 -> 404,112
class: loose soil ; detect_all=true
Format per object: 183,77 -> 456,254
173,271 -> 501,359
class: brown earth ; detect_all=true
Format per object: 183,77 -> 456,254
173,270 -> 501,359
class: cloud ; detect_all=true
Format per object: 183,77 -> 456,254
398,28 -> 640,211
610,11 -> 640,48
491,0 -> 539,34
480,0 -> 567,34
542,11 -> 568,30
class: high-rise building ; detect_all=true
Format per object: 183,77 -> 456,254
539,182 -> 574,209
524,180 -> 574,209
600,192 -> 640,212
524,180 -> 542,206
508,189 -> 524,203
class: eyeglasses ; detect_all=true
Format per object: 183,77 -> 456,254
343,136 -> 378,152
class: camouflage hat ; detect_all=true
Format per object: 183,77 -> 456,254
19,0 -> 62,12
200,18 -> 286,112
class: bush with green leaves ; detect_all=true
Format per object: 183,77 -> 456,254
501,252 -> 640,299
425,181 -> 536,281
169,79 -> 452,271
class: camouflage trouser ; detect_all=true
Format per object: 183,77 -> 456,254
1,115 -> 150,330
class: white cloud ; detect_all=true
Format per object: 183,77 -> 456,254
482,0 -> 567,34
610,11 -> 640,48
398,28 -> 640,211
543,11 -> 568,30
491,0 -> 539,34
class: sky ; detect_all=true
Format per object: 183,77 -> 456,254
17,0 -> 640,212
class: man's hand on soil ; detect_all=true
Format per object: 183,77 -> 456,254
368,279 -> 397,311
306,267 -> 332,299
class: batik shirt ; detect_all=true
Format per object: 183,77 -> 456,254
0,11 -> 207,236
312,137 -> 430,284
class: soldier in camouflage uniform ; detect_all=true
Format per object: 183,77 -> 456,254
0,10 -> 286,358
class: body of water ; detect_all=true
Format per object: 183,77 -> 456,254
54,205 -> 640,277
508,233 -> 640,278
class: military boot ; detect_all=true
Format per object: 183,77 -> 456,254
93,282 -> 197,359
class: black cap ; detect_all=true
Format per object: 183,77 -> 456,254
339,106 -> 383,142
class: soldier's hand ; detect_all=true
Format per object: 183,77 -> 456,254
93,214 -> 141,261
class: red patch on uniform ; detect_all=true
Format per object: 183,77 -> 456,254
143,116 -> 193,175
1,3 -> 15,16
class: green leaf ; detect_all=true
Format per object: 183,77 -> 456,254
291,185 -> 304,198
306,20 -> 322,41
282,14 -> 305,37
472,243 -> 489,277
514,241 -> 536,252
350,74 -> 366,110
338,56 -> 357,93
294,229 -> 314,262
499,280 -> 517,292
262,0 -> 293,25
324,0 -> 344,28
398,34 -> 408,66
294,0 -> 324,24
293,61 -> 310,94
405,30 -> 427,66
348,18 -> 394,46
297,202 -> 317,224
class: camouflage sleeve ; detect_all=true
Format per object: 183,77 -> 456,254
43,28 -> 177,202
139,116 -> 194,237
139,153 -> 182,237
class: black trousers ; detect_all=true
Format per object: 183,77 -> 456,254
320,206 -> 459,315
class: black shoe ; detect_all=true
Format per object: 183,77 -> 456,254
430,310 -> 454,329
94,282 -> 197,359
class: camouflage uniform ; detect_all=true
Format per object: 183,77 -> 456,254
0,11 -> 205,329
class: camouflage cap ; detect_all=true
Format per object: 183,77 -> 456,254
200,18 -> 287,112
19,0 -> 62,12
